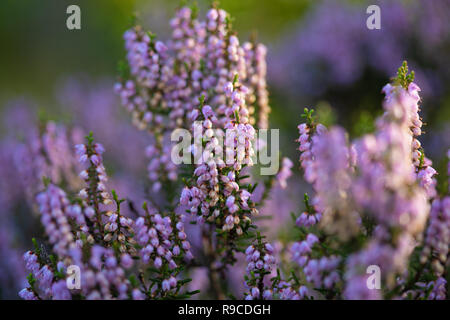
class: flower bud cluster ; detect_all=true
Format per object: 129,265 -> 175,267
115,5 -> 270,202
243,240 -> 276,300
134,207 -> 193,298
181,81 -> 258,245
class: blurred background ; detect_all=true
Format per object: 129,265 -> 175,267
1,0 -> 449,159
0,0 -> 449,298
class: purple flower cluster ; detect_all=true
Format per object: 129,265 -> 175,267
243,241 -> 276,300
276,157 -> 293,189
8,4 -> 275,301
181,80 -> 258,237
19,175 -> 135,300
14,129 -> 199,299
310,127 -> 359,239
2,0 -> 448,301
388,81 -> 438,199
292,61 -> 449,300
76,140 -> 112,207
342,84 -> 431,298
353,83 -> 429,234
304,256 -> 341,290
290,233 -> 341,293
274,281 -> 309,300
421,197 -> 450,276
78,246 -> 134,300
36,184 -> 77,258
295,120 -> 326,227
134,209 -> 193,298
290,233 -> 319,268
115,5 -> 270,198
74,138 -> 138,255
405,192 -> 449,300
21,251 -> 53,299
20,244 -> 72,300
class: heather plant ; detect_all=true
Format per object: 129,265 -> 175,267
0,3 -> 448,301
19,133 -> 197,300
12,3 -> 273,300
114,3 -> 270,208
285,62 -> 449,300
115,3 -> 273,299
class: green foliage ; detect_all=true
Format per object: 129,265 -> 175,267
303,193 -> 314,214
301,107 -> 315,127
394,61 -> 415,89
198,94 -> 205,108
117,59 -> 130,79
26,273 -> 37,289
85,131 -> 94,145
